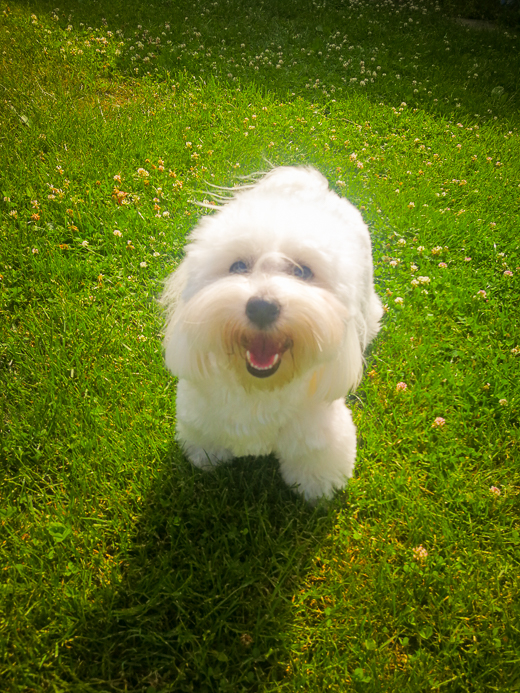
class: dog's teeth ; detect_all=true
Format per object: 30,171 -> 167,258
246,351 -> 279,370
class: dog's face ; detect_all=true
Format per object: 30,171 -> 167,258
161,167 -> 375,398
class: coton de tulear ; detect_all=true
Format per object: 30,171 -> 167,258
160,166 -> 382,501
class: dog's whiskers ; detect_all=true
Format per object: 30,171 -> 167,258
194,201 -> 225,210
193,189 -> 242,210
194,173 -> 269,210
204,181 -> 256,191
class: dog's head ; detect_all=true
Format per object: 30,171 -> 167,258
161,167 -> 382,399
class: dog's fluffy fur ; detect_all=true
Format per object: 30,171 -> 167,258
161,166 -> 382,501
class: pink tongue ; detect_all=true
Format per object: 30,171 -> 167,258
248,336 -> 279,368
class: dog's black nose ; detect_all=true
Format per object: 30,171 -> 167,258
246,297 -> 281,329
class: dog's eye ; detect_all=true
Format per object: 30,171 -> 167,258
229,260 -> 249,274
292,264 -> 313,280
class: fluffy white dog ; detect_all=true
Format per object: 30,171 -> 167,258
160,166 -> 382,501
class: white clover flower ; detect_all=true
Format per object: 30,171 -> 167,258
413,545 -> 428,561
417,276 -> 430,284
432,417 -> 446,428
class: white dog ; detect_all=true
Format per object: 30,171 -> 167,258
160,166 -> 382,501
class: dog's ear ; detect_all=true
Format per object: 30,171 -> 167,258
316,322 -> 364,401
159,259 -> 189,322
160,259 -> 200,379
160,258 -> 218,381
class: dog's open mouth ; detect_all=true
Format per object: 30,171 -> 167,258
245,335 -> 286,378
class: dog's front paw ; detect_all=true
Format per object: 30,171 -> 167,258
182,441 -> 234,470
278,451 -> 354,502
276,400 -> 357,502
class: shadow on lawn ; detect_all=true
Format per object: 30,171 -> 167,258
64,449 -> 337,692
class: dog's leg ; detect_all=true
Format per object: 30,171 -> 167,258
174,379 -> 234,469
180,438 -> 234,470
276,399 -> 357,501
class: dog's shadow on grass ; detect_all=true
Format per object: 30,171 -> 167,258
66,449 -> 338,691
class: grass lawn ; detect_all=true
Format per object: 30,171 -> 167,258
1,0 -> 519,691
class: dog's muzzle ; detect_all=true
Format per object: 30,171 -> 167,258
244,297 -> 288,378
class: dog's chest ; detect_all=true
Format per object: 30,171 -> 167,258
178,377 -> 302,455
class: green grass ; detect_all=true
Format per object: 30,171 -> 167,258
1,0 -> 519,691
